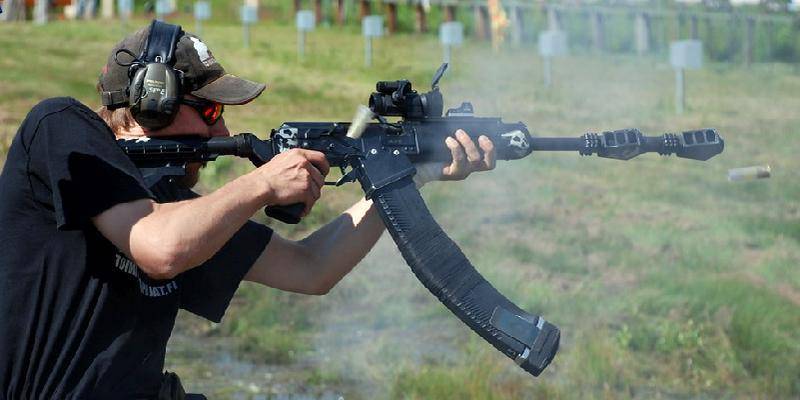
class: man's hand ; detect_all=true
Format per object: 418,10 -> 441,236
442,129 -> 496,180
415,129 -> 496,187
254,149 -> 330,216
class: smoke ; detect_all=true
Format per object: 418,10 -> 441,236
303,21 -> 690,394
304,233 -> 460,396
271,11 -> 791,398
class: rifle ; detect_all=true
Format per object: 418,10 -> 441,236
117,64 -> 724,377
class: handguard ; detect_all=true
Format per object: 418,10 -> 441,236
354,146 -> 559,376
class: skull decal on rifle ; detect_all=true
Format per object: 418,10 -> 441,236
501,130 -> 530,156
274,125 -> 300,152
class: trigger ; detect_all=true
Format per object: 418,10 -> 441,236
333,167 -> 359,186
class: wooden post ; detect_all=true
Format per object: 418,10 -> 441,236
510,6 -> 524,45
473,5 -> 489,41
294,0 -> 301,15
365,36 -> 373,67
659,14 -> 669,51
591,10 -> 605,53
543,57 -> 552,87
101,0 -> 114,18
635,12 -> 650,55
415,3 -> 428,33
727,13 -> 738,62
547,5 -> 560,31
744,16 -> 755,67
386,2 -> 398,34
764,19 -> 774,62
0,0 -> 9,21
314,0 -> 323,24
1,0 -> 25,21
359,0 -> 370,19
335,0 -> 345,25
83,0 -> 98,19
443,4 -> 456,22
34,0 -> 49,24
675,68 -> 685,114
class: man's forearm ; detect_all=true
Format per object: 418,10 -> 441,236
298,198 -> 385,293
128,171 -> 268,278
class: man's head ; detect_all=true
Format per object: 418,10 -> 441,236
96,21 -> 266,138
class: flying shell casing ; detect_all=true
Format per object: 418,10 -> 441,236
346,104 -> 375,139
728,165 -> 771,182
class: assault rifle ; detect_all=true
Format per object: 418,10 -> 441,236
118,64 -> 724,377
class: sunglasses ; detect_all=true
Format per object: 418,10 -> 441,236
181,98 -> 224,126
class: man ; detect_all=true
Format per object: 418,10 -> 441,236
0,22 -> 495,399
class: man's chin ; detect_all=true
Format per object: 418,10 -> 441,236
174,172 -> 200,189
174,162 -> 205,189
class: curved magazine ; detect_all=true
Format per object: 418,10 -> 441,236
370,177 -> 560,376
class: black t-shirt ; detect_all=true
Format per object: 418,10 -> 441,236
0,98 -> 273,399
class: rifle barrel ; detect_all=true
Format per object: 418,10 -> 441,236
529,137 -> 583,151
531,128 -> 723,161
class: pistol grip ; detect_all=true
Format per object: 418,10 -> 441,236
264,203 -> 304,224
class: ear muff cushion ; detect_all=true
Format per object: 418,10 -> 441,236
129,20 -> 184,130
130,63 -> 181,130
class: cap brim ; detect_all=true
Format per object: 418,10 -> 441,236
190,74 -> 266,105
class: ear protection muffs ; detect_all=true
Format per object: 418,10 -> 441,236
124,20 -> 184,130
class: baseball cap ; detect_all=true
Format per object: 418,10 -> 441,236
98,22 -> 266,108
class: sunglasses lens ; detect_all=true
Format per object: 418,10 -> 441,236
201,103 -> 223,124
184,99 -> 224,125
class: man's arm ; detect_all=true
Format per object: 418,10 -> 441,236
93,149 -> 329,280
93,178 -> 265,280
244,198 -> 382,294
244,131 -> 495,294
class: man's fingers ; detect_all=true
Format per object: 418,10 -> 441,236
302,186 -> 320,217
307,163 -> 325,189
308,180 -> 321,201
442,136 -> 467,179
478,135 -> 496,170
302,167 -> 323,217
446,136 -> 464,162
455,129 -> 483,168
300,149 -> 330,177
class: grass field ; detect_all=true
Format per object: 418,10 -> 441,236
1,16 -> 799,399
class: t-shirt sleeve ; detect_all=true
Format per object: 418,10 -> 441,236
24,98 -> 153,230
178,220 -> 273,322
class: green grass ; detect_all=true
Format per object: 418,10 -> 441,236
2,17 -> 799,399
223,289 -> 322,364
